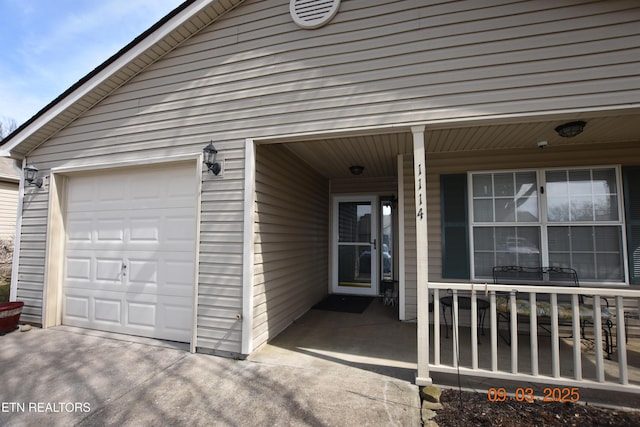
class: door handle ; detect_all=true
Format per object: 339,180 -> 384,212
371,239 -> 377,250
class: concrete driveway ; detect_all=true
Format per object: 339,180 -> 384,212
0,326 -> 421,426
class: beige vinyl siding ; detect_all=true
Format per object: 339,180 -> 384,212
28,0 -> 640,166
197,165 -> 245,354
252,144 -> 329,349
14,186 -> 48,324
425,141 -> 640,281
0,180 -> 18,240
13,0 -> 640,348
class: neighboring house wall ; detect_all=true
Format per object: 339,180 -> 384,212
253,144 -> 329,350
13,0 -> 640,349
0,180 -> 18,240
0,157 -> 19,241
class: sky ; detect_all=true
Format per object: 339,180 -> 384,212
0,0 -> 181,128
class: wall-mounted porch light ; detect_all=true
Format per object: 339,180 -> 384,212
203,142 -> 221,175
24,164 -> 43,188
554,121 -> 586,138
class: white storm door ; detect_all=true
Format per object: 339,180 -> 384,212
62,163 -> 197,342
332,196 -> 378,296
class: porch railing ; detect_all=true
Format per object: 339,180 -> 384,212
427,282 -> 640,393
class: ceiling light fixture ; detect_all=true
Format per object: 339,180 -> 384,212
554,121 -> 586,138
349,165 -> 364,175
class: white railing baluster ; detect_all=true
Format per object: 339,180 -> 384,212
616,296 -> 628,385
550,293 -> 560,378
434,288 -> 440,365
571,294 -> 582,381
593,297 -> 605,382
529,292 -> 538,377
490,291 -> 497,372
509,291 -> 518,374
453,290 -> 459,368
471,289 -> 478,369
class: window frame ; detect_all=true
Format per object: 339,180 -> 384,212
467,165 -> 629,285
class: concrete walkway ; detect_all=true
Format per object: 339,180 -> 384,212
0,320 -> 421,426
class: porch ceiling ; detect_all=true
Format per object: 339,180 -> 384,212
282,110 -> 640,179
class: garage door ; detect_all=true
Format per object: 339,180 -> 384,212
62,162 -> 197,342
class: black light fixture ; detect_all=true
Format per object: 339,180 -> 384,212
349,165 -> 364,175
24,164 -> 43,188
203,142 -> 221,175
554,121 -> 586,138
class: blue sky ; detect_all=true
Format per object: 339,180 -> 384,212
0,0 -> 180,127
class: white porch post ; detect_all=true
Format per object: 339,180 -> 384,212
412,125 -> 432,386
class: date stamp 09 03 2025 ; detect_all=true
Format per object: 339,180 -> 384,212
487,387 -> 580,404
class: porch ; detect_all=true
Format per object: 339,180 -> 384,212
249,292 -> 640,407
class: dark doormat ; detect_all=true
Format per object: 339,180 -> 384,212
312,295 -> 374,314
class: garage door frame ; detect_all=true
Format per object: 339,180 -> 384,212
42,154 -> 202,352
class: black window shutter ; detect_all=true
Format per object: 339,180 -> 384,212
624,166 -> 640,285
441,174 -> 470,279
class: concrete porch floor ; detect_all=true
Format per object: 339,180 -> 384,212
250,297 -> 640,410
249,297 -> 418,383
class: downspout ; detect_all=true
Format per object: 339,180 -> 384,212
412,125 -> 432,386
9,158 -> 25,302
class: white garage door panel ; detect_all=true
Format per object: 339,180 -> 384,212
63,289 -> 192,341
66,209 -> 195,252
63,163 -> 196,343
65,250 -> 194,294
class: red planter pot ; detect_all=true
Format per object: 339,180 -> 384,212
0,301 -> 24,334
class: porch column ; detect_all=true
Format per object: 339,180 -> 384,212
412,125 -> 432,386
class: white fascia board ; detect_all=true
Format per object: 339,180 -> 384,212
3,0 -> 232,157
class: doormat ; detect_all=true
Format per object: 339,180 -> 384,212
312,295 -> 373,314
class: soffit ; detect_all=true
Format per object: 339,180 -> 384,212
282,111 -> 640,179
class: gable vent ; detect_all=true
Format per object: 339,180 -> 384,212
290,0 -> 341,29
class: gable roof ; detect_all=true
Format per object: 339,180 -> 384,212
0,0 -> 244,159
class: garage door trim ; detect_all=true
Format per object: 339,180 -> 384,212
42,155 -> 202,352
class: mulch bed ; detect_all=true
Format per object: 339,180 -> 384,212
434,389 -> 640,426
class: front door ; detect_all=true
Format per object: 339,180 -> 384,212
332,196 -> 378,295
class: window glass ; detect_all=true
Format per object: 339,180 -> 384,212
494,173 -> 514,196
472,172 -> 538,223
470,167 -> 624,282
546,171 -> 570,222
473,174 -> 493,197
338,202 -> 371,242
515,172 -> 539,221
473,199 -> 493,222
494,199 -> 515,222
547,226 -> 623,281
546,168 -> 619,222
473,226 -> 541,277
